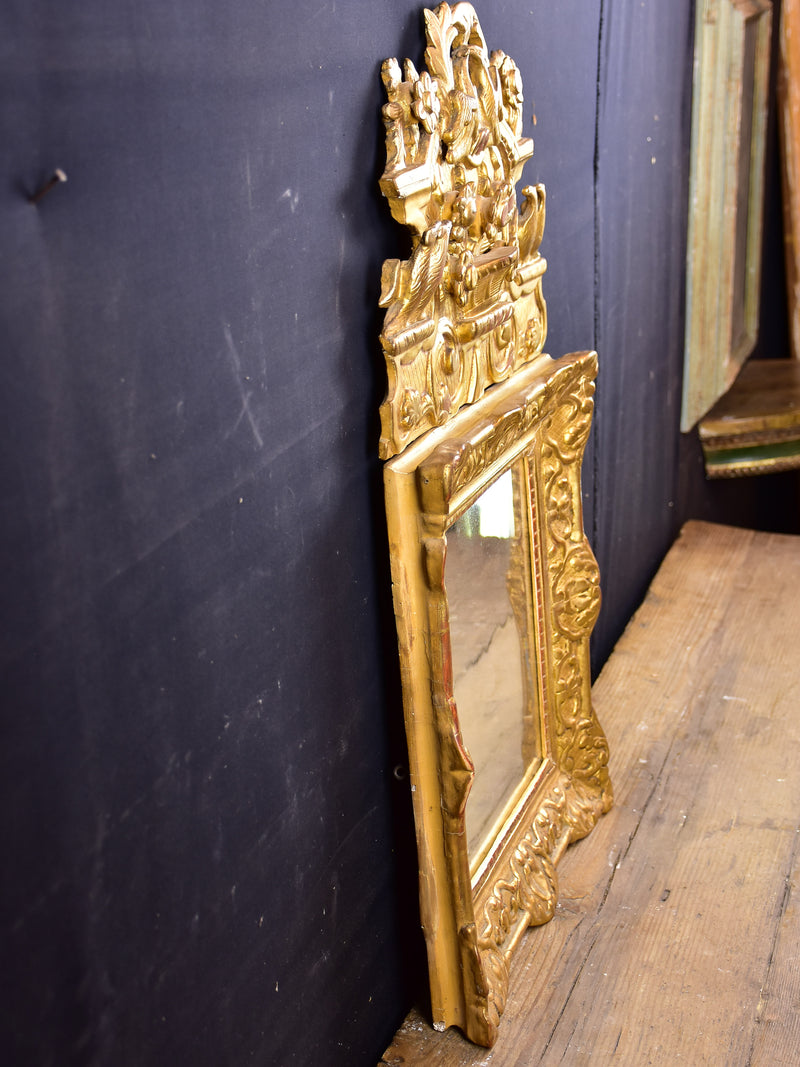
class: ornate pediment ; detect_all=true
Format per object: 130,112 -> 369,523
378,2 -> 548,458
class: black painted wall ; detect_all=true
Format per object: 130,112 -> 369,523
1,2 -> 796,1064
592,0 -> 798,668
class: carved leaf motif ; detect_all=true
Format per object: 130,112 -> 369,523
404,222 -> 451,324
553,647 -> 582,729
423,6 -> 457,88
399,389 -> 432,431
514,848 -> 558,922
518,184 -> 546,261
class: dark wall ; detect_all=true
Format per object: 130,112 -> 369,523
1,2 -> 796,1065
592,0 -> 799,668
2,4 -> 420,1063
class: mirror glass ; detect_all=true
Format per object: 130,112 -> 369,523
446,468 -> 539,857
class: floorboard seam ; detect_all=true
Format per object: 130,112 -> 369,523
536,930 -> 601,1064
744,824 -> 800,1067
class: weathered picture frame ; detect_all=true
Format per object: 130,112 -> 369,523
377,4 -> 611,1046
682,0 -> 772,431
778,0 -> 800,359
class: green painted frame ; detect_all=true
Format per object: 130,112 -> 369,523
682,0 -> 772,432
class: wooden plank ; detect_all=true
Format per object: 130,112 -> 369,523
380,522 -> 800,1065
749,849 -> 800,1064
544,535 -> 800,1061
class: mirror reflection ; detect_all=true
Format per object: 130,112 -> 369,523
446,468 -> 539,857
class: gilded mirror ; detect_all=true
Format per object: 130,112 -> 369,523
379,4 -> 612,1047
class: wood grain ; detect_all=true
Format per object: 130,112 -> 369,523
381,521 -> 800,1065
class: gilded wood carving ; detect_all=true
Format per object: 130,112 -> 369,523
379,4 -> 611,1047
378,2 -> 547,459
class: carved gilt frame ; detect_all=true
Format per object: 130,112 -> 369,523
384,353 -> 611,1045
682,0 -> 772,431
378,4 -> 612,1046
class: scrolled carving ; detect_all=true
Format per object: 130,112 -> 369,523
537,365 -> 612,840
552,646 -> 584,730
553,541 -> 602,640
379,2 -> 548,459
473,793 -> 563,960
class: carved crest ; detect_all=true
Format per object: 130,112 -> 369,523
378,2 -> 548,458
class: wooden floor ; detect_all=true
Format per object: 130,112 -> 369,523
381,521 -> 800,1066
